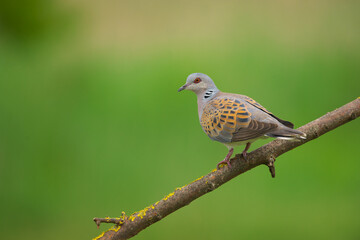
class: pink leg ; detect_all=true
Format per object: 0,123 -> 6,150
217,148 -> 234,169
242,142 -> 251,160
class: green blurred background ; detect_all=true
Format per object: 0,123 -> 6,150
0,1 -> 359,239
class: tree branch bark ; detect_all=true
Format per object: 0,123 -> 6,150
93,98 -> 360,240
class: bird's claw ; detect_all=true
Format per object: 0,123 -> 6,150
241,151 -> 248,162
217,148 -> 234,169
216,159 -> 231,169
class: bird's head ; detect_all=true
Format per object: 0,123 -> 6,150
178,73 -> 218,94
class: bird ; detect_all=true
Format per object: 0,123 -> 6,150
178,73 -> 306,169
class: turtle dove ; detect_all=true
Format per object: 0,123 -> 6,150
178,73 -> 306,169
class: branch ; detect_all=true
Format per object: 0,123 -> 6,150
94,212 -> 126,228
93,98 -> 360,240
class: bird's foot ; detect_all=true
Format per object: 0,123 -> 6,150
241,142 -> 251,162
241,150 -> 247,161
217,159 -> 231,169
217,148 -> 234,169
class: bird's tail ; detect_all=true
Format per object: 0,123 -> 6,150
266,128 -> 306,141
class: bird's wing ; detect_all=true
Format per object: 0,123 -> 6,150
240,95 -> 294,129
240,95 -> 273,115
200,97 -> 278,143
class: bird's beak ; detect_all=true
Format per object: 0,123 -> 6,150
178,83 -> 190,92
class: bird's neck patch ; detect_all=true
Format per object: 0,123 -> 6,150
203,89 -> 216,100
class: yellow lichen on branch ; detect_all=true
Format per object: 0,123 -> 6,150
163,192 -> 174,201
93,226 -> 121,240
93,231 -> 105,240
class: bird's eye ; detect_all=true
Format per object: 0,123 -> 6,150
194,78 -> 201,84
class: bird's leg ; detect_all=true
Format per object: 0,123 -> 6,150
242,142 -> 251,160
217,148 -> 234,169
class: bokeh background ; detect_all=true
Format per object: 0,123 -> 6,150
0,1 -> 359,239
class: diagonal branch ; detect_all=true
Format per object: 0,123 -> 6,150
93,98 -> 360,240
